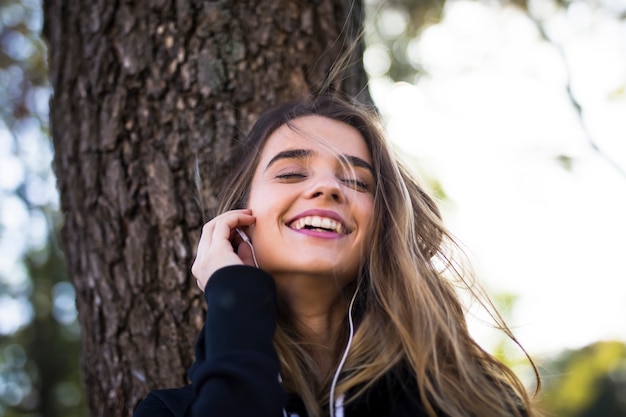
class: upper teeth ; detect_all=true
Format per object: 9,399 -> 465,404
291,216 -> 346,234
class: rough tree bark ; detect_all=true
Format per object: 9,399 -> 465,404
43,1 -> 370,416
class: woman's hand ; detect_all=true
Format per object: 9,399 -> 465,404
192,209 -> 256,291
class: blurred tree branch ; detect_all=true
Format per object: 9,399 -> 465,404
512,0 -> 626,178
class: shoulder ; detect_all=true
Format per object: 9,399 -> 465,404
133,385 -> 194,417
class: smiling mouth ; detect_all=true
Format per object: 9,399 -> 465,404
288,216 -> 350,234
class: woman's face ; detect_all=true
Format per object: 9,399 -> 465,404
246,115 -> 375,286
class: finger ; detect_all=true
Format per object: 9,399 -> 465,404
195,210 -> 254,255
211,213 -> 256,243
191,210 -> 256,289
201,209 -> 252,235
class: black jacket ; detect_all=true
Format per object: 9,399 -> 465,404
133,265 -> 428,417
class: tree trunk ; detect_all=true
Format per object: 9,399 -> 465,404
43,1 -> 370,415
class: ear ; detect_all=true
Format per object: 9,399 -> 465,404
236,241 -> 257,268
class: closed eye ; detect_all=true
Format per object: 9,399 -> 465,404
342,178 -> 370,191
276,172 -> 306,180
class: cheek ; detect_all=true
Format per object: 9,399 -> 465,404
245,189 -> 280,246
244,181 -> 266,218
356,198 -> 375,232
244,219 -> 284,273
246,197 -> 275,233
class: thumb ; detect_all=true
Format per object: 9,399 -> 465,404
237,241 -> 257,267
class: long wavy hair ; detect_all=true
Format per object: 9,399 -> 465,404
216,94 -> 540,417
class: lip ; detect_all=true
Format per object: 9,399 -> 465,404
286,209 -> 352,235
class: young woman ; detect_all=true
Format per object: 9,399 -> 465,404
134,95 -> 540,417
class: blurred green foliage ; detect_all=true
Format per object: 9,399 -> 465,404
539,341 -> 626,416
364,0 -> 446,82
489,295 -> 626,416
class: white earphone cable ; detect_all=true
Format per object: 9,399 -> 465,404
329,286 -> 359,417
245,240 -> 259,268
236,228 -> 259,268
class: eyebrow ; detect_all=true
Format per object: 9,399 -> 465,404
265,149 -> 313,170
344,155 -> 374,175
265,148 -> 374,175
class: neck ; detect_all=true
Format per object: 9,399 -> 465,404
274,273 -> 350,373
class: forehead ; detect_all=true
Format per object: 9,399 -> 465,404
258,115 -> 371,164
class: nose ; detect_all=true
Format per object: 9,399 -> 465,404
306,173 -> 344,203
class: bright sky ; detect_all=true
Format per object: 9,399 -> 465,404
367,0 -> 626,356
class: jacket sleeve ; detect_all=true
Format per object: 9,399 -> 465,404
133,392 -> 175,417
188,265 -> 286,417
133,385 -> 194,417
